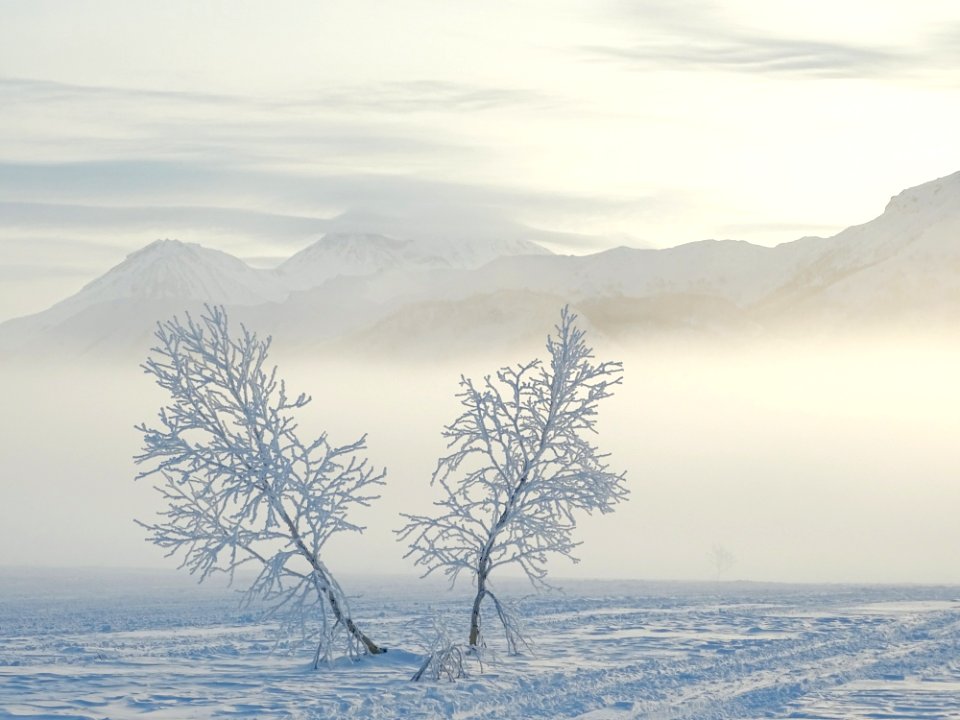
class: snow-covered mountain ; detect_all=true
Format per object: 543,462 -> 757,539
293,171 -> 960,352
0,233 -> 551,356
3,170 -> 960,359
0,239 -> 288,356
60,238 -> 288,314
275,232 -> 550,290
277,233 -> 429,290
755,171 -> 960,325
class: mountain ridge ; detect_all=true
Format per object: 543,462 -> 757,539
3,170 -> 959,359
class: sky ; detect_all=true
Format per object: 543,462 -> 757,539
3,0 -> 960,586
2,0 -> 960,322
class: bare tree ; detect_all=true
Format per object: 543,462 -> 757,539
399,307 -> 628,651
134,305 -> 386,666
710,544 -> 736,581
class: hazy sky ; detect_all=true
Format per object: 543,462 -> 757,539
2,0 -> 960,320
5,341 -> 960,585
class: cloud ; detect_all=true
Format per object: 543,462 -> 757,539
0,75 -> 552,184
0,79 -> 475,170
0,263 -> 93,280
300,80 -> 557,113
0,201 -> 328,238
0,75 -> 553,116
583,0 -> 946,79
0,160 -> 640,225
584,37 -> 911,78
0,237 -> 127,314
0,236 -> 127,257
0,76 -> 237,108
0,162 -> 661,257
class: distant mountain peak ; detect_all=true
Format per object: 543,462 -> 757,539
286,232 -> 412,262
883,171 -> 960,217
6,170 -> 960,359
126,237 -> 195,257
277,231 -> 551,291
276,232 -> 420,290
51,238 -> 288,320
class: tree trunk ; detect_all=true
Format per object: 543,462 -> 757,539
468,568 -> 488,647
323,583 -> 385,655
273,498 -> 385,655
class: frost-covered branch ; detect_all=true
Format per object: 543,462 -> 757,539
134,305 -> 386,665
410,614 -> 472,682
398,306 -> 628,652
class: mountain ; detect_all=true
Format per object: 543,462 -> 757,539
275,232 -> 550,290
255,239 -> 822,351
755,171 -> 960,325
732,170 -> 960,320
288,171 -> 960,352
0,233 -> 551,357
3,170 -> 959,360
0,239 -> 290,356
329,289 -> 577,360
62,238 -> 288,311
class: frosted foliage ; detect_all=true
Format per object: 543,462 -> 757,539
411,615 -> 469,682
399,307 -> 628,649
134,305 -> 385,665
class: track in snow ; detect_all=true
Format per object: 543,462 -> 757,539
2,572 -> 959,719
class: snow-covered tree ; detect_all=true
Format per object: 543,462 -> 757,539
398,307 -> 628,651
411,614 -> 470,682
134,305 -> 386,666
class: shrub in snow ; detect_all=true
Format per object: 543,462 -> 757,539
399,307 -> 628,651
134,305 -> 386,666
411,614 -> 471,682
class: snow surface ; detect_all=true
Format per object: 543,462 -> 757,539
3,570 -> 960,719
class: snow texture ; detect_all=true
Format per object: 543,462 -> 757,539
3,571 -> 960,719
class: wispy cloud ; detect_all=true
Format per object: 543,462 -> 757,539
584,0 -> 946,79
584,38 -> 911,78
0,77 -> 478,169
0,162 -> 659,261
300,80 -> 557,113
0,263 -> 95,280
0,201 -> 329,238
0,76 -> 238,107
0,74 -> 559,187
0,236 -> 129,312
0,75 -> 554,121
0,160 -> 641,225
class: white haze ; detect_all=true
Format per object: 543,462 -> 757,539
3,330 -> 959,585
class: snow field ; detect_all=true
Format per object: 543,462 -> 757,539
2,574 -> 960,719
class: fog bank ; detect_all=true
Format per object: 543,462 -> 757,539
3,331 -> 958,585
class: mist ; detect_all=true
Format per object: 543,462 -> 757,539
3,328 -> 958,586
